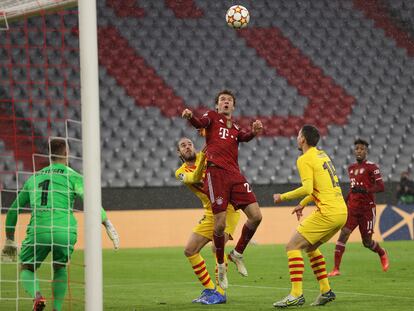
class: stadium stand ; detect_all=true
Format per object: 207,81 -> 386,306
1,0 -> 413,188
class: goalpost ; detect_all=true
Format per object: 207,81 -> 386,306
78,0 -> 103,309
0,0 -> 103,309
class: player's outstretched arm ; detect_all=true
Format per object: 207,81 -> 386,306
273,193 -> 283,204
101,209 -> 120,249
1,239 -> 18,262
1,190 -> 29,262
2,207 -> 18,262
276,157 -> 314,202
182,109 -> 211,129
274,178 -> 313,203
182,108 -> 193,120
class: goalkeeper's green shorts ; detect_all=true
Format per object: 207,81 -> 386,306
20,232 -> 77,268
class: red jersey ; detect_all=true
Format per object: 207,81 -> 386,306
347,160 -> 385,209
188,110 -> 255,173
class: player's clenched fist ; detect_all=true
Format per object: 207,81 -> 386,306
252,120 -> 263,135
182,109 -> 193,120
273,193 -> 282,204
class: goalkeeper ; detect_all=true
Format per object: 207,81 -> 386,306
1,138 -> 119,311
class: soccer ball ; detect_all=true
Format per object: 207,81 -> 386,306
226,5 -> 250,29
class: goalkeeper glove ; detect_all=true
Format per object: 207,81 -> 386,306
103,220 -> 120,250
1,239 -> 18,262
351,186 -> 368,194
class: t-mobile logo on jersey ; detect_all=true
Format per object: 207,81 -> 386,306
219,127 -> 229,139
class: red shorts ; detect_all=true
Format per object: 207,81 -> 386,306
205,166 -> 257,214
344,206 -> 376,239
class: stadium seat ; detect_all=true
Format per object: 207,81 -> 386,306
2,0 -> 413,189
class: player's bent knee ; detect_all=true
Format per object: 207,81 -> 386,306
254,213 -> 263,225
184,248 -> 196,257
362,239 -> 372,248
214,225 -> 226,235
245,203 -> 262,225
214,220 -> 226,235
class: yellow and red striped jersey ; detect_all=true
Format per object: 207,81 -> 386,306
175,151 -> 213,217
281,147 -> 347,215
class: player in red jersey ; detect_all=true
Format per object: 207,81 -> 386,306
182,90 -> 263,291
328,138 -> 389,277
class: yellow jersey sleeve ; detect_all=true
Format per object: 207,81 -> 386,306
175,152 -> 206,184
175,152 -> 213,216
281,156 -> 313,201
299,195 -> 314,207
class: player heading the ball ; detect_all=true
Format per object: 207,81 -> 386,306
182,90 -> 263,295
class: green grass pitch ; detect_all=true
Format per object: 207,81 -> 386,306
1,241 -> 413,310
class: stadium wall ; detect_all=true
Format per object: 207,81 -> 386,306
2,182 -> 409,249
0,182 -> 401,211
3,204 -> 410,249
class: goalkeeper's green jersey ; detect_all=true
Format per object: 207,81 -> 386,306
5,163 -> 106,235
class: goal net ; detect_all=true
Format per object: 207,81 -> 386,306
0,1 -> 87,309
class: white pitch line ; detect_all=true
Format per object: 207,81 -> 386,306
88,281 -> 414,300
2,281 -> 413,301
231,284 -> 414,300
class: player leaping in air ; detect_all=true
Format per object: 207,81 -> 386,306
1,139 -> 119,311
328,138 -> 388,277
176,137 -> 241,304
182,90 -> 263,299
273,125 -> 347,308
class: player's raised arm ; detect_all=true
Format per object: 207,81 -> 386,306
182,108 -> 193,120
237,120 -> 263,142
252,120 -> 263,136
175,151 -> 206,184
182,109 -> 211,129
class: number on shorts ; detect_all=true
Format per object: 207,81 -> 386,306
244,182 -> 252,193
38,179 -> 50,206
322,161 -> 339,187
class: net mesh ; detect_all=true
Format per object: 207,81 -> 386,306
0,6 -> 84,310
0,0 -> 76,20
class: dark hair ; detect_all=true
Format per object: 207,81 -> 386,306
301,124 -> 320,146
50,139 -> 67,161
354,138 -> 369,148
215,89 -> 236,107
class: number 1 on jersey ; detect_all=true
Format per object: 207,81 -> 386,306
323,161 -> 339,187
38,179 -> 50,206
